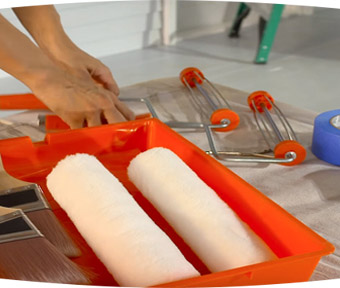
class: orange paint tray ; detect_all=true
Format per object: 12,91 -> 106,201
0,118 -> 334,287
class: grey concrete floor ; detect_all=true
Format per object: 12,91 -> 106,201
106,6 -> 340,114
0,7 -> 339,118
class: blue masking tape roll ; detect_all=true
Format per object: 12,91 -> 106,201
312,109 -> 340,166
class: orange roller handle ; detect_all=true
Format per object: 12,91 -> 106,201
180,67 -> 205,88
210,108 -> 240,132
0,93 -> 48,110
274,140 -> 306,166
247,91 -> 274,113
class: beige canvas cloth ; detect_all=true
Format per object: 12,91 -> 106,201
2,77 -> 339,281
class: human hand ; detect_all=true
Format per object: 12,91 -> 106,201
52,47 -> 121,96
0,6 -> 134,128
30,66 -> 134,129
44,45 -> 137,127
6,5 -> 134,128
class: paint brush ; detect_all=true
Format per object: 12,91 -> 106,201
0,157 -> 80,257
0,206 -> 89,283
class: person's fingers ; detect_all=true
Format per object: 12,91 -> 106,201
102,107 -> 126,124
86,111 -> 102,127
113,99 -> 135,121
99,88 -> 134,121
105,81 -> 120,96
67,116 -> 85,130
91,67 -> 120,96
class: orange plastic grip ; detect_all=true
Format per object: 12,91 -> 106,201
274,140 -> 306,166
210,108 -> 240,132
247,91 -> 274,113
0,93 -> 48,110
180,67 -> 204,88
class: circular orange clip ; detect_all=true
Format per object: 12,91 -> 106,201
210,108 -> 240,132
274,140 -> 306,166
180,67 -> 205,88
247,91 -> 275,113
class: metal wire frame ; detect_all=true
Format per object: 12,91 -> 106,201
181,71 -> 232,122
250,95 -> 298,153
124,97 -> 297,164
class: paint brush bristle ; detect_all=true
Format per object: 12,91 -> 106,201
26,209 -> 81,257
0,237 -> 89,284
0,184 -> 81,257
0,207 -> 89,284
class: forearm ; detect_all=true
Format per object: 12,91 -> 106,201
12,5 -> 78,61
0,7 -> 131,128
0,14 -> 56,89
12,5 -> 122,98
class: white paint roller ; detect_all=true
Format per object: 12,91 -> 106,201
46,153 -> 199,287
128,147 -> 276,272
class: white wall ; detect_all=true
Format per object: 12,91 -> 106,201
0,0 -> 164,78
55,1 -> 163,56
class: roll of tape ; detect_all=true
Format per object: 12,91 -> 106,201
312,109 -> 340,166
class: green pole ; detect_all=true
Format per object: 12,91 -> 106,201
255,4 -> 285,64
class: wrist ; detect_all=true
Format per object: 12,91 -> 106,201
23,60 -> 64,94
39,30 -> 81,61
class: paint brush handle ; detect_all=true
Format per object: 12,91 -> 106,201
0,206 -> 44,244
0,156 -> 31,190
0,206 -> 19,216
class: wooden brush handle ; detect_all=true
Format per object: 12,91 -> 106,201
0,156 -> 31,190
0,206 -> 19,216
